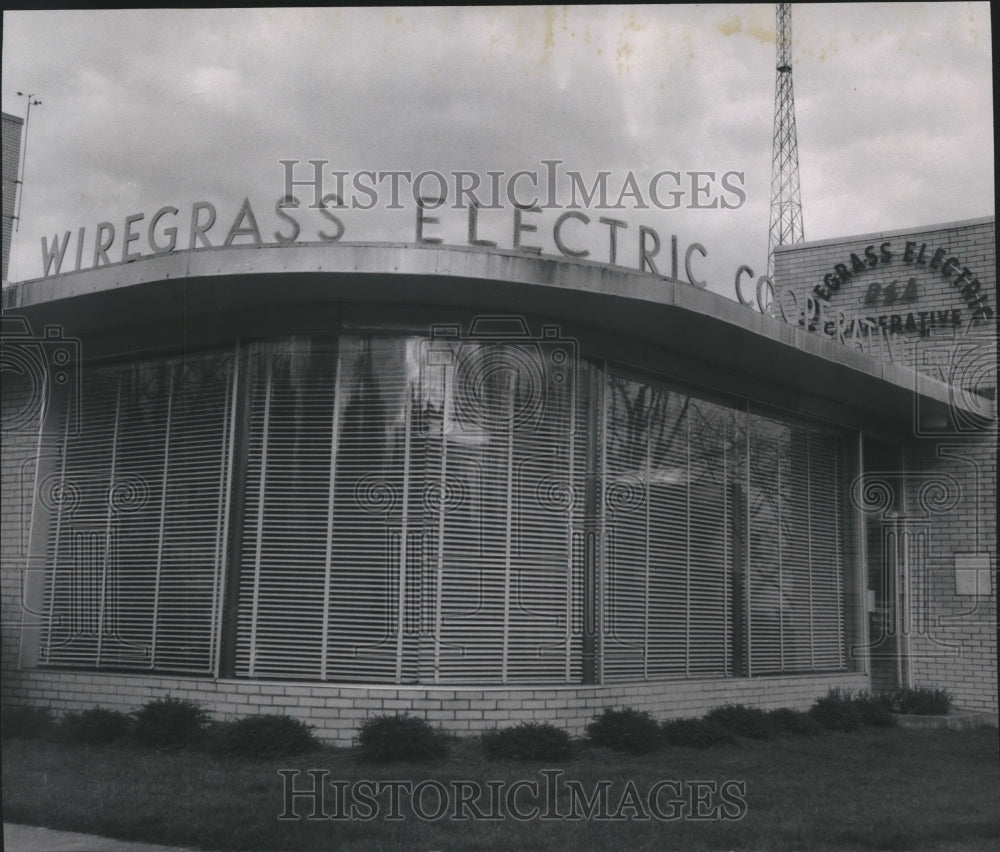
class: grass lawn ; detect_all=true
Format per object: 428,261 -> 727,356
3,726 -> 998,851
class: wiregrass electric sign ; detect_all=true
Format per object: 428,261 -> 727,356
37,194 -> 721,291
812,238 -> 993,324
772,234 -> 995,363
36,163 -> 764,301
34,173 -> 991,365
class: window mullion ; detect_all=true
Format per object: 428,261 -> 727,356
597,362 -> 609,684
43,393 -> 73,663
501,372 -> 515,684
433,368 -> 449,684
247,355 -> 274,678
96,375 -> 124,667
777,435 -> 784,671
836,444 -> 845,664
723,421 -> 730,675
744,405 -> 752,677
207,348 -> 238,675
149,367 -> 175,669
319,348 -> 343,682
685,412 -> 692,679
395,387 -> 413,684
643,415 -> 650,681
565,365 -> 576,684
212,344 -> 241,677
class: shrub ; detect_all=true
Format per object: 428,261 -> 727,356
852,691 -> 895,727
1,705 -> 55,740
59,708 -> 131,744
585,707 -> 661,754
131,697 -> 209,749
891,687 -> 951,715
481,722 -> 573,761
809,689 -> 861,732
206,714 -> 319,759
357,715 -> 449,763
704,704 -> 777,740
660,717 -> 738,749
766,707 -> 823,736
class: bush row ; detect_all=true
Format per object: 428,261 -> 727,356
358,688 -> 929,762
1,698 -> 319,758
2,685 -> 952,762
809,686 -> 951,731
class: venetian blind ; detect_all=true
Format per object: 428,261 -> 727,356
746,412 -> 847,674
601,371 -> 739,683
41,351 -> 236,673
234,329 -> 585,684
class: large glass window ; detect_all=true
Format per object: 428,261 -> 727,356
746,412 -> 846,674
38,321 -> 849,683
602,373 -> 742,682
234,329 -> 586,685
40,350 -> 236,673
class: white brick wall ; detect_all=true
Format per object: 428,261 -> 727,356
1,373 -> 38,678
774,218 -> 996,374
775,219 -> 996,714
903,434 -> 997,713
1,667 -> 870,746
2,112 -> 25,280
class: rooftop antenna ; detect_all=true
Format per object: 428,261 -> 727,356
15,91 -> 42,233
767,3 -> 804,278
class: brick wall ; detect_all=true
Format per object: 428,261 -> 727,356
776,219 -> 996,714
2,667 -> 870,746
773,218 -> 995,375
903,434 -> 997,713
2,111 -> 25,281
1,371 -> 39,680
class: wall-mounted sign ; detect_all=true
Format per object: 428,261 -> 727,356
811,239 -> 993,324
771,233 -> 995,363
37,195 -> 721,292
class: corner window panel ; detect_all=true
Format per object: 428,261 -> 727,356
40,351 -> 236,673
233,328 -> 586,684
601,372 -> 740,682
746,412 -> 847,675
235,339 -> 343,680
425,334 -> 586,685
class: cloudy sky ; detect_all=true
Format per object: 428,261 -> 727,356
1,4 -> 993,298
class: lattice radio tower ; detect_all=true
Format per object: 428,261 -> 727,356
767,3 -> 804,278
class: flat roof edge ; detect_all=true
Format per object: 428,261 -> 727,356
2,242 -> 992,427
773,216 -> 995,253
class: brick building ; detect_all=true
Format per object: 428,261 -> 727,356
0,215 -> 995,743
773,217 -> 996,712
1,111 -> 24,282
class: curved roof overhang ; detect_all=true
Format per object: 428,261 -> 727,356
3,242 -> 993,436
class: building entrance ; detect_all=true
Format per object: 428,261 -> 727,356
863,439 -> 908,692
